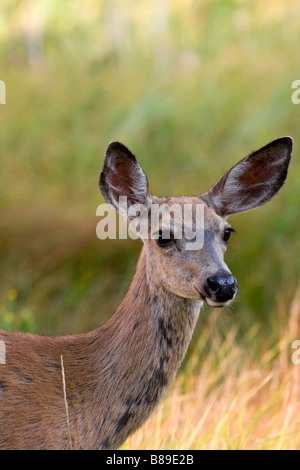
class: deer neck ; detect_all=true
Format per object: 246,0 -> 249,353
84,247 -> 201,449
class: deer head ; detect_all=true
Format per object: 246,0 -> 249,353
100,137 -> 293,308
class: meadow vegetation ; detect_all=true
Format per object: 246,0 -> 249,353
0,0 -> 300,449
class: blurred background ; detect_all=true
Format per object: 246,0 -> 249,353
0,0 -> 300,389
1,0 -> 300,450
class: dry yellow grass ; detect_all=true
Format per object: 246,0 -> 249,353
122,291 -> 300,450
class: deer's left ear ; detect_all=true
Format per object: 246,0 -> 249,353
207,137 -> 293,216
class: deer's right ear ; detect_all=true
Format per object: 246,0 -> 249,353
99,141 -> 152,212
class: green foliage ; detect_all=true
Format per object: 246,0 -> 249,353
0,289 -> 36,332
0,1 -> 299,354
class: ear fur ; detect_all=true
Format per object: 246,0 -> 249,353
207,137 -> 293,216
99,141 -> 152,211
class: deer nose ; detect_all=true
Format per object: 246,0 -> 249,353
206,271 -> 238,302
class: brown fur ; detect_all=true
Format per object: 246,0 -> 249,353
0,249 -> 200,450
0,137 -> 292,449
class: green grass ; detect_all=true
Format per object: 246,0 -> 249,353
0,0 -> 300,449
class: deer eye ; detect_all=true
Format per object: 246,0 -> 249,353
156,230 -> 174,247
223,228 -> 235,243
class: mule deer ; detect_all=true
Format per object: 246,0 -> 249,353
0,137 -> 293,449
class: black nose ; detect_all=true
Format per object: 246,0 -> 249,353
205,271 -> 238,302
